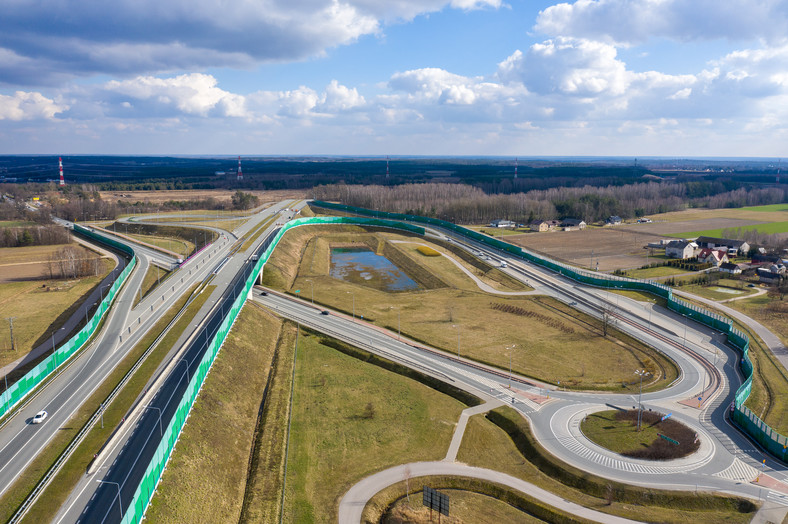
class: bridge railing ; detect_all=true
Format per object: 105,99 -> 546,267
309,201 -> 782,460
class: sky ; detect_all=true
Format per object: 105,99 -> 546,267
1,0 -> 787,157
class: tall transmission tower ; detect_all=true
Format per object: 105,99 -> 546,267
514,157 -> 518,179
386,156 -> 390,179
237,156 -> 243,181
58,157 -> 65,186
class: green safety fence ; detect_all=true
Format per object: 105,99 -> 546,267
0,224 -> 136,419
119,216 -> 426,524
310,201 -> 783,461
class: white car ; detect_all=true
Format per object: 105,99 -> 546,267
31,410 -> 47,424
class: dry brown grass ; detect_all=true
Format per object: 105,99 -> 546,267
264,225 -> 676,391
101,188 -> 306,205
145,303 -> 283,523
0,258 -> 114,367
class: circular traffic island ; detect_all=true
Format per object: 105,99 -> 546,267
581,410 -> 700,460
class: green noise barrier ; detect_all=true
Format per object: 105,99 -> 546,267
310,201 -> 785,461
0,224 -> 137,419
119,217 -> 426,524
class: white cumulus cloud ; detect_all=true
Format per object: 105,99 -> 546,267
0,91 -> 66,120
534,0 -> 788,45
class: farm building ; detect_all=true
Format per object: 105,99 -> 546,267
489,219 -> 516,228
606,216 -> 622,225
561,218 -> 586,230
719,262 -> 742,275
529,219 -> 560,232
695,236 -> 750,255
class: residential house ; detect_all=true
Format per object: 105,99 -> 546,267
606,216 -> 622,226
529,219 -> 560,232
719,262 -> 742,275
489,219 -> 516,228
561,218 -> 586,230
698,248 -> 729,267
665,240 -> 696,259
695,236 -> 750,255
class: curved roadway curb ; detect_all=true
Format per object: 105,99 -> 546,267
337,461 -> 643,524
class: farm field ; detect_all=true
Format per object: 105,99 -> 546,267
0,258 -> 114,365
674,221 -> 788,239
0,244 -> 109,283
507,227 -> 663,272
497,204 -> 788,273
101,188 -> 305,206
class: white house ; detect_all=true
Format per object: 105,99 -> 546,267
665,240 -> 696,259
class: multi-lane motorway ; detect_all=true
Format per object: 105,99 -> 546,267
2,200 -> 788,523
0,200 -> 297,523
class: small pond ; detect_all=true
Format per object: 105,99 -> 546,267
711,287 -> 744,295
330,247 -> 419,291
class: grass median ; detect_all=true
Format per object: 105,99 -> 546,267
281,330 -> 467,523
8,283 -> 212,524
132,264 -> 170,307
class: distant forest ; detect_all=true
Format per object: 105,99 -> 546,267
313,182 -> 786,224
1,156 -> 786,224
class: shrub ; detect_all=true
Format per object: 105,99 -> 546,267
416,245 -> 440,257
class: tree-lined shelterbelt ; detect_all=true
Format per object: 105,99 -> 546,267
313,182 -> 786,224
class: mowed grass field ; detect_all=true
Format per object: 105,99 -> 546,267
674,221 -> 788,239
283,332 -> 465,523
263,225 -> 676,391
0,253 -> 114,366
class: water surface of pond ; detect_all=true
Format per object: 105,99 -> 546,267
330,248 -> 419,291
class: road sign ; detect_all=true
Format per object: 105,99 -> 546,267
423,486 -> 449,517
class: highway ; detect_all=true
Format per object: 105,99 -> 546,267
0,200 -> 296,522
6,201 -> 787,522
52,203 -> 298,524
242,216 -> 788,515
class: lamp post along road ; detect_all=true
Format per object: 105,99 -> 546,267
635,369 -> 650,431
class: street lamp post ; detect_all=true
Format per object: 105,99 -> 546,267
179,358 -> 190,383
635,369 -> 650,431
145,405 -> 163,437
506,344 -> 517,388
305,279 -> 314,305
347,291 -> 355,321
96,480 -> 123,520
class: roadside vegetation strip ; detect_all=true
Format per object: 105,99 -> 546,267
240,213 -> 277,252
0,225 -> 135,420
145,302 -> 282,523
239,319 -> 297,523
131,264 -> 170,308
364,477 -> 592,524
0,284 -> 201,524
0,259 -> 114,368
281,331 -> 467,523
455,407 -> 755,524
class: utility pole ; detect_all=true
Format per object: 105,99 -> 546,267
6,318 -> 16,351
